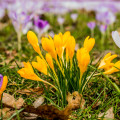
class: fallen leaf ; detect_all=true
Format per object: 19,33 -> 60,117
66,91 -> 85,110
0,108 -> 15,119
33,96 -> 44,108
23,105 -> 69,120
17,87 -> 43,96
98,107 -> 114,119
22,91 -> 85,120
2,93 -> 24,109
15,98 -> 24,109
22,112 -> 38,120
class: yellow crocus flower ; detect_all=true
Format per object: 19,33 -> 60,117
104,61 -> 120,74
18,62 -> 58,90
54,31 -> 71,58
32,56 -> 47,75
98,53 -> 117,70
66,36 -> 76,60
41,37 -> 57,60
46,53 -> 54,70
27,31 -> 41,56
17,62 -> 40,80
84,36 -> 95,52
77,48 -> 90,74
54,33 -> 63,58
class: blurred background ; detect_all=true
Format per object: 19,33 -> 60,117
0,0 -> 120,66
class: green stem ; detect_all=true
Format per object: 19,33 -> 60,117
101,33 -> 105,50
79,72 -> 83,93
17,32 -> 22,51
56,59 -> 65,77
91,29 -> 94,38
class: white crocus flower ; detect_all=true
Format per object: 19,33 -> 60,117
112,31 -> 120,48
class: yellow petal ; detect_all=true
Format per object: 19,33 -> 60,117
32,57 -> 47,75
98,53 -> 118,70
104,61 -> 120,74
27,31 -> 41,55
42,37 -> 57,60
46,53 -> 54,70
84,36 -> 95,52
77,48 -> 90,74
66,36 -> 76,59
105,54 -> 117,63
0,76 -> 8,92
17,62 -> 41,80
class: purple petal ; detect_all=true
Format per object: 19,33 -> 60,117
99,24 -> 107,33
34,18 -> 49,29
0,74 -> 3,89
87,22 -> 96,30
57,17 -> 64,25
71,13 -> 78,21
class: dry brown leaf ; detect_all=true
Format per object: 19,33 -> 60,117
15,98 -> 24,109
0,108 -> 15,119
22,112 -> 38,120
2,93 -> 16,107
33,96 -> 44,108
2,93 -> 24,109
66,91 -> 85,110
22,91 -> 85,120
17,87 -> 43,96
23,105 -> 69,120
98,107 -> 114,119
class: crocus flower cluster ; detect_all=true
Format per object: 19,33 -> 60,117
0,74 -> 8,100
98,53 -> 120,74
17,31 -> 95,105
95,3 -> 116,25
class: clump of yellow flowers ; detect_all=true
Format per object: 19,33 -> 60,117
17,31 -> 95,106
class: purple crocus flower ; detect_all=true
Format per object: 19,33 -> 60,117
34,17 -> 50,36
71,13 -> 78,22
0,74 -> 3,89
57,17 -> 64,25
96,11 -> 116,25
87,22 -> 96,30
95,3 -> 118,14
9,11 -> 33,34
99,24 -> 107,34
34,19 -> 49,29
